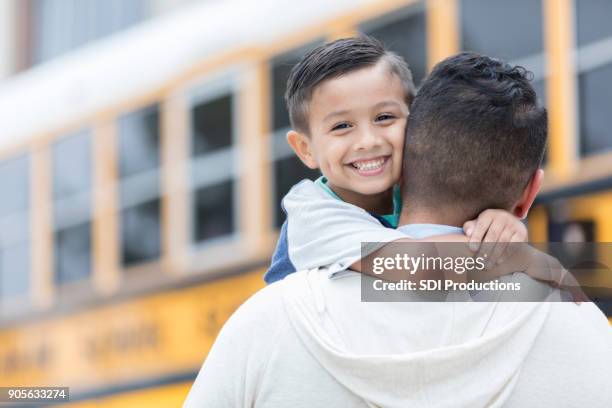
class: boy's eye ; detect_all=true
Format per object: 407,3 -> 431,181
331,123 -> 351,131
376,114 -> 396,122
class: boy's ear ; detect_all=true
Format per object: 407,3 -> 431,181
286,130 -> 318,169
513,169 -> 544,219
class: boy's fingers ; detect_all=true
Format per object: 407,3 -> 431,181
525,247 -> 550,282
570,286 -> 589,303
541,253 -> 559,285
491,229 -> 514,265
558,268 -> 588,304
478,222 -> 504,265
510,232 -> 523,243
500,232 -> 523,267
483,221 -> 504,243
463,220 -> 475,237
469,215 -> 493,252
487,242 -> 502,268
515,221 -> 529,242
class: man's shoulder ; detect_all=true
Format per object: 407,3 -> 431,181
535,301 -> 612,390
231,278 -> 288,323
226,272 -> 311,332
547,301 -> 612,338
183,275 -> 307,408
530,300 -> 612,364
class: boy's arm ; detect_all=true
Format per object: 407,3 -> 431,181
284,182 -> 584,298
284,182 -> 522,279
351,209 -> 526,274
462,209 -> 586,300
283,180 -> 407,275
264,220 -> 297,284
359,209 -> 586,301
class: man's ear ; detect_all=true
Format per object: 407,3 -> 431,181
513,169 -> 544,219
286,130 -> 318,169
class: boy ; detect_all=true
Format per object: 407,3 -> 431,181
264,36 -> 566,292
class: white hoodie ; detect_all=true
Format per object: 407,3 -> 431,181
184,265 -> 612,407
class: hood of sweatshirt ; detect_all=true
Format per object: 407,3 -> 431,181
281,269 -> 553,408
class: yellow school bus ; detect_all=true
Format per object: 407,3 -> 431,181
0,0 -> 610,405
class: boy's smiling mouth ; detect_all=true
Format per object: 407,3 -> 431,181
348,155 -> 390,176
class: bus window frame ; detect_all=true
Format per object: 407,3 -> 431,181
575,37 -> 612,158
186,69 -> 243,255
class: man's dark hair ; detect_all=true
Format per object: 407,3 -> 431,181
402,52 -> 547,218
285,36 -> 416,134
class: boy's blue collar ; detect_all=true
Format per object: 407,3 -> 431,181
315,176 -> 402,228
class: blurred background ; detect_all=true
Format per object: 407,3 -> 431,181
0,0 -> 610,405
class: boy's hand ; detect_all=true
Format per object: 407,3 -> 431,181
463,209 -> 588,303
524,249 -> 589,303
463,209 -> 527,266
504,245 -> 589,303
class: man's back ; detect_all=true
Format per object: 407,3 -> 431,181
184,268 -> 612,407
184,272 -> 371,408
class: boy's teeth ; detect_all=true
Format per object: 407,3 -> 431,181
353,158 -> 385,171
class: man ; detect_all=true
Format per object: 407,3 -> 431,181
184,53 -> 612,407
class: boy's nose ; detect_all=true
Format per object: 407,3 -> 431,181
354,128 -> 383,150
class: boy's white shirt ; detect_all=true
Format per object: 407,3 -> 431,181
283,179 -> 408,277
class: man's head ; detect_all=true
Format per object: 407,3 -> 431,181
402,52 -> 547,220
285,36 -> 416,205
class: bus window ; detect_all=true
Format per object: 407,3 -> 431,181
459,0 -> 547,161
192,95 -> 233,155
360,5 -> 427,86
576,0 -> 612,157
52,130 -> 93,284
459,0 -> 546,100
193,180 -> 234,242
31,0 -> 147,65
191,92 -> 235,243
118,104 -> 162,267
460,0 -> 543,62
0,155 -> 30,305
578,63 -> 612,156
576,0 -> 612,47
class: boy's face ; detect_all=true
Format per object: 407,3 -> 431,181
290,60 -> 408,200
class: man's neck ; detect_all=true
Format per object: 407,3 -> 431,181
398,206 -> 469,228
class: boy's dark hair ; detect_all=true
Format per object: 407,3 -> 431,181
285,36 -> 416,134
402,52 -> 547,218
